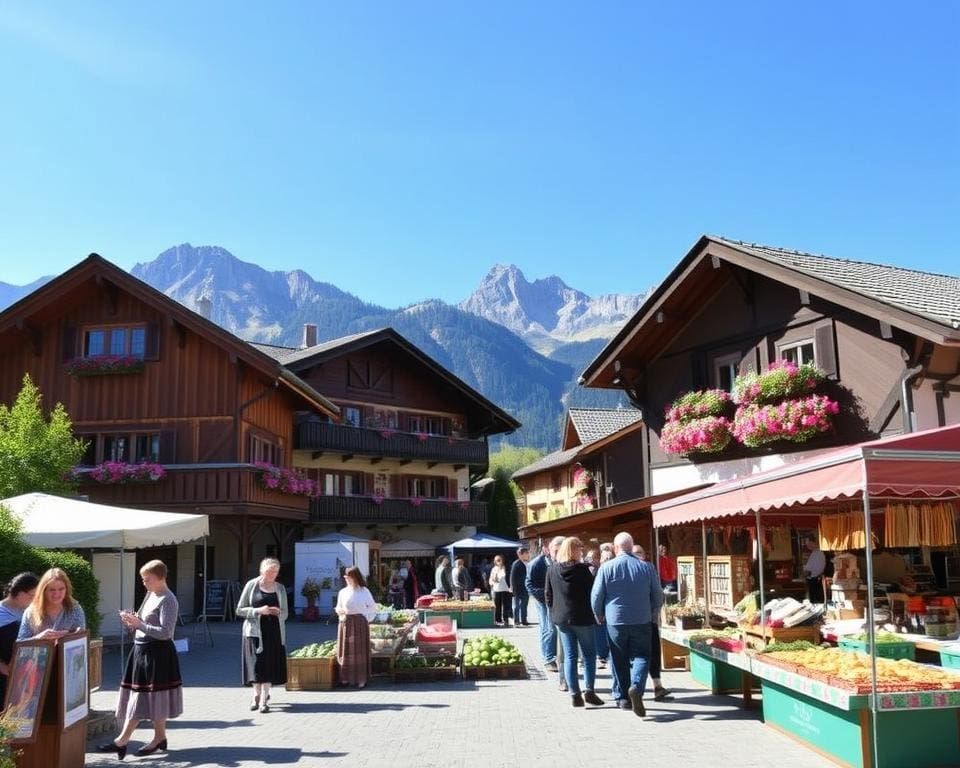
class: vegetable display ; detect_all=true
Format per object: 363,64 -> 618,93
462,636 -> 524,667
288,641 -> 336,659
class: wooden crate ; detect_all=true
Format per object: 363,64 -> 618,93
462,662 -> 528,680
392,664 -> 460,683
88,637 -> 103,692
742,624 -> 820,650
286,656 -> 338,690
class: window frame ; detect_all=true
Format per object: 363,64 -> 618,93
81,323 -> 148,359
777,337 -> 817,366
713,352 -> 742,393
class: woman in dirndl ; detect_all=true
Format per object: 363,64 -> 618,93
99,559 -> 182,760
335,566 -> 377,688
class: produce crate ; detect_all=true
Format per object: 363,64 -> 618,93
286,656 -> 338,691
419,609 -> 462,625
392,663 -> 460,683
675,616 -> 704,630
838,637 -> 915,661
459,609 -> 495,628
940,647 -> 960,669
462,662 -> 528,680
742,624 -> 820,649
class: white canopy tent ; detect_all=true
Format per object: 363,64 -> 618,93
2,492 -> 210,667
379,539 -> 437,559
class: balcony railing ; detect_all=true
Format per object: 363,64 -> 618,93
295,422 -> 488,466
310,495 -> 487,526
75,464 -> 310,516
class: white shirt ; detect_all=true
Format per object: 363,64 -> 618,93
804,548 -> 826,579
336,585 -> 377,622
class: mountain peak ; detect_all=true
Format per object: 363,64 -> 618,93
459,263 -> 646,354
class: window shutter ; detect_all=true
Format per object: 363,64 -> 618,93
62,324 -> 77,361
159,429 -> 177,464
815,322 -> 838,379
145,322 -> 160,361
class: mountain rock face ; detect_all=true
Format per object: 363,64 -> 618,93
0,276 -> 53,310
459,264 -> 647,354
4,245 -> 630,450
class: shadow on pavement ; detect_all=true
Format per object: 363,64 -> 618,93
83,747 -> 348,766
165,718 -> 258,729
284,701 -> 449,714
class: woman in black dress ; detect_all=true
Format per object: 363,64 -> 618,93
237,557 -> 289,712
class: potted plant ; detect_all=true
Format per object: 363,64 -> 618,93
667,601 -> 706,630
301,577 -> 322,621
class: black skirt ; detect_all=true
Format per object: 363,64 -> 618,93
117,640 -> 183,721
241,587 -> 287,685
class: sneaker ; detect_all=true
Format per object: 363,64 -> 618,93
545,660 -> 559,672
559,680 -> 569,692
584,691 -> 604,706
617,698 -> 633,711
628,686 -> 646,718
597,658 -> 607,669
571,693 -> 584,707
654,686 -> 673,701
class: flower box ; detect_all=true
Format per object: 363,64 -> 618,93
733,360 -> 823,405
660,415 -> 733,456
76,461 -> 166,484
64,355 -> 145,376
252,462 -> 319,497
732,394 -> 839,447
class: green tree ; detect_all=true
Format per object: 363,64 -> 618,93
0,374 -> 86,498
488,445 -> 544,478
481,467 -> 524,540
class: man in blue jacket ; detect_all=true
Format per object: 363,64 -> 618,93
509,547 -> 530,626
526,536 -> 564,671
591,531 -> 663,718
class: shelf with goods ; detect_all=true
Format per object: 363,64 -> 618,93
676,555 -> 704,603
706,555 -> 752,611
419,597 -> 495,628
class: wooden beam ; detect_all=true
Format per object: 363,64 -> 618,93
311,451 -> 324,460
427,462 -> 438,469
370,457 -> 382,465
341,454 -> 354,463
399,460 -> 411,466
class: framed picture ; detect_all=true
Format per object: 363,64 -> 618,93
3,639 -> 55,743
59,631 -> 89,729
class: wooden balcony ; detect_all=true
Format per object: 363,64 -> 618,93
295,422 -> 488,466
76,464 -> 310,519
310,495 -> 487,526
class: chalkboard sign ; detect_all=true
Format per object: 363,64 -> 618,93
203,580 -> 231,620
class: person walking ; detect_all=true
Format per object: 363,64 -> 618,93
17,567 -> 86,641
335,566 -> 377,688
0,572 -> 38,703
510,548 -> 530,626
99,559 -> 182,760
584,550 -> 609,668
545,537 -> 604,708
452,558 -> 471,601
591,532 -> 663,718
526,536 -> 563,673
237,557 -> 289,713
488,555 -> 511,626
434,556 -> 454,598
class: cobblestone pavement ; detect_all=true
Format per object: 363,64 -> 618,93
84,619 -> 831,768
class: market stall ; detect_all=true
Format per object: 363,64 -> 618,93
652,424 -> 960,768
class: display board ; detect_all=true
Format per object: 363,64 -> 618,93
202,579 -> 232,620
3,638 -> 55,743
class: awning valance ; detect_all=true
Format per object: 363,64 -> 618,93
652,424 -> 960,527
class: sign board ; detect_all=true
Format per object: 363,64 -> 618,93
203,580 -> 231,620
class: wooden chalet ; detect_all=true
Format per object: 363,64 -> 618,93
254,327 -> 520,569
0,254 -> 339,614
580,235 -> 960,579
514,407 -> 671,548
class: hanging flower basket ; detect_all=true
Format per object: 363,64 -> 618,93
732,394 -> 840,448
570,466 -> 591,493
252,462 -> 320,497
64,355 -> 145,377
660,416 -> 733,456
732,360 -> 824,405
76,461 -> 166,484
665,389 -> 732,422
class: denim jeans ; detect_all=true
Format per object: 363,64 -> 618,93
594,622 -> 609,661
512,592 -> 528,625
533,599 -> 557,664
606,623 -> 652,702
557,624 -> 597,695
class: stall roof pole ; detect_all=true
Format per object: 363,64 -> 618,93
701,521 -> 709,620
119,547 -> 125,677
862,489 -> 880,766
755,509 -> 765,640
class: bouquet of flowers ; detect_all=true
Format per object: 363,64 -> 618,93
732,360 -> 823,405
665,389 -> 732,422
660,415 -> 733,455
732,394 -> 840,448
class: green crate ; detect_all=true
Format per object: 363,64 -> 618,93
838,637 -> 915,661
459,609 -> 495,628
940,648 -> 960,669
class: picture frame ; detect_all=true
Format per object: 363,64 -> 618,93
59,630 -> 89,729
3,638 -> 55,743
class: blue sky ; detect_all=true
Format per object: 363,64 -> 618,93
0,2 -> 957,307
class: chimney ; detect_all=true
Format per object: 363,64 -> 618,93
301,323 -> 318,349
195,295 -> 212,321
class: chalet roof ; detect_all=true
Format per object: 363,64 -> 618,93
567,407 -> 644,446
582,235 -> 960,388
511,447 -> 581,480
249,342 -> 296,362
279,327 -> 521,436
714,237 -> 960,332
0,254 -> 339,418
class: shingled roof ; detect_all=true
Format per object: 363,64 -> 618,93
714,237 -> 960,332
567,407 -> 644,446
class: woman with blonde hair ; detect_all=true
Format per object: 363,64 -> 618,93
488,554 -> 512,626
545,537 -> 603,708
335,566 -> 377,687
17,567 -> 85,640
99,559 -> 182,759
237,557 -> 289,712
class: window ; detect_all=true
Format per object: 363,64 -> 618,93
323,472 -> 364,496
343,407 -> 362,427
103,435 -> 129,462
134,434 -> 160,463
407,415 -> 423,433
714,353 -> 741,392
82,325 -> 148,359
343,473 -> 362,496
779,339 -> 816,366
425,417 -> 445,436
405,476 -> 448,499
550,472 -> 561,491
324,473 -> 337,496
249,434 -> 280,465
82,430 -> 166,465
426,477 -> 448,498
407,477 -> 424,498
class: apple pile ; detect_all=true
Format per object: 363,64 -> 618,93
462,636 -> 524,667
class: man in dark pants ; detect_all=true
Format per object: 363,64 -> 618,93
509,547 -> 530,626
